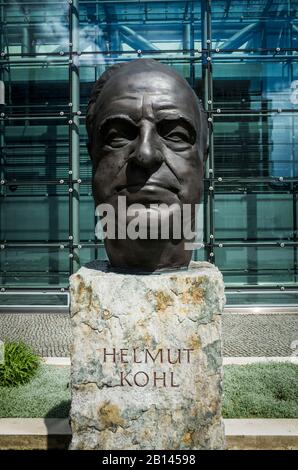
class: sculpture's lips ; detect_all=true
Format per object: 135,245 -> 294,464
116,183 -> 180,206
116,182 -> 179,195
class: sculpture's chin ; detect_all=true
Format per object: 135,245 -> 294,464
104,237 -> 193,273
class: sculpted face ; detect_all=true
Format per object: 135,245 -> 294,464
88,60 -> 207,272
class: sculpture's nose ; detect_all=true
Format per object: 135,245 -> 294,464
133,121 -> 163,169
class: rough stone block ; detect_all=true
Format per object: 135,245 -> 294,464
69,261 -> 226,450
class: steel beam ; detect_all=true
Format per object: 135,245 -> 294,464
70,0 -> 80,273
119,25 -> 159,51
222,23 -> 258,50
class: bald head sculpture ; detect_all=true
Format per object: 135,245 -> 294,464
86,59 -> 208,272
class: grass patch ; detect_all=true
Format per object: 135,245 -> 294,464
0,365 -> 70,418
0,341 -> 40,387
223,362 -> 298,418
0,363 -> 297,418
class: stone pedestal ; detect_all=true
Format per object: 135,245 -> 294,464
69,261 -> 226,450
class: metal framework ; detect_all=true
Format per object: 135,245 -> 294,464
0,0 -> 297,304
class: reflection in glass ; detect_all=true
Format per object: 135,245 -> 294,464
0,247 -> 69,287
215,191 -> 294,241
2,120 -> 69,181
212,0 -> 298,51
0,186 -> 69,242
213,113 -> 297,177
1,0 -> 298,290
213,60 -> 298,111
215,246 -> 296,285
3,1 -> 70,54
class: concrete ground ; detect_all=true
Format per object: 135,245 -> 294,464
0,312 -> 297,357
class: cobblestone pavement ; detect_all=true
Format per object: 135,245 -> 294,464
0,313 -> 297,357
223,314 -> 298,357
0,313 -> 72,357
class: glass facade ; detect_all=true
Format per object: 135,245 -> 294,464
0,0 -> 298,293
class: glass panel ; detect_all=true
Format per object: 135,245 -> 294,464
3,1 -> 70,54
79,123 -> 92,180
214,183 -> 295,242
212,0 -> 297,51
213,58 -> 298,111
79,1 -> 200,53
0,184 -> 69,242
0,0 -> 297,293
3,61 -> 69,114
0,246 -> 69,287
226,291 -> 298,306
213,113 -> 297,178
2,119 -> 69,182
80,184 -> 95,242
0,293 -> 68,306
215,245 -> 296,285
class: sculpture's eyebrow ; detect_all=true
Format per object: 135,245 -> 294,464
155,114 -> 197,135
96,112 -> 197,136
155,111 -> 196,129
97,114 -> 138,133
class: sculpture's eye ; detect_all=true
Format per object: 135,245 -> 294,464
157,118 -> 196,148
165,130 -> 190,143
104,130 -> 129,148
101,118 -> 138,148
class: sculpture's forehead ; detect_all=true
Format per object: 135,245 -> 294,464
95,70 -> 199,125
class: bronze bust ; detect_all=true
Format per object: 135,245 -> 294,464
86,59 -> 208,272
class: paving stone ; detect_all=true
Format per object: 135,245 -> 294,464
0,313 -> 72,357
223,314 -> 298,357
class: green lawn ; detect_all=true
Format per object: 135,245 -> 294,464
223,362 -> 298,418
0,363 -> 297,419
0,365 -> 70,418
